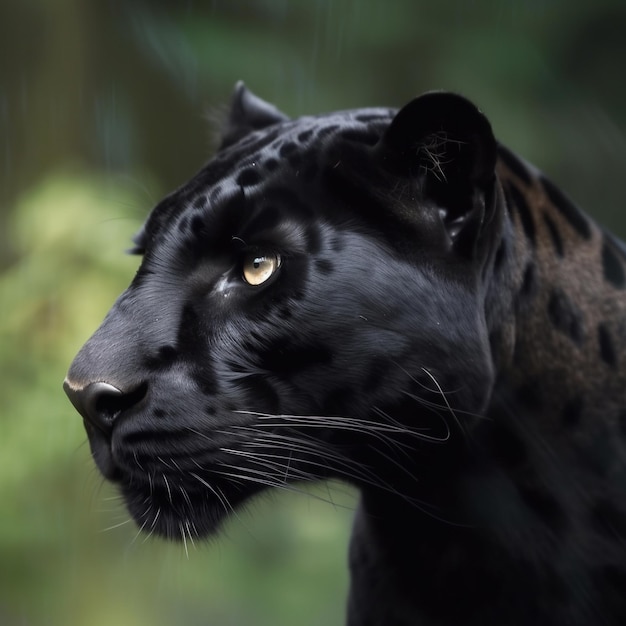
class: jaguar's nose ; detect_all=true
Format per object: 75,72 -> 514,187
63,379 -> 147,433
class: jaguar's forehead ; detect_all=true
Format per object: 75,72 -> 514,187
210,108 -> 392,199
134,107 -> 394,251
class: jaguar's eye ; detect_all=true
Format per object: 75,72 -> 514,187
242,250 -> 281,286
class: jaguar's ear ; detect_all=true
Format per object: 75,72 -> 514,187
379,92 -> 497,254
219,81 -> 289,149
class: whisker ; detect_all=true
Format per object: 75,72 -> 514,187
179,483 -> 193,509
130,507 -> 152,545
182,393 -> 470,520
99,518 -> 134,533
163,474 -> 173,505
185,519 -> 197,551
232,435 -> 386,489
157,456 -> 176,471
180,522 -> 189,559
187,469 -> 258,537
395,361 -> 488,421
211,466 -> 354,510
237,410 -> 420,435
231,411 -> 429,450
420,366 -> 465,435
219,448 -> 319,483
141,506 -> 162,544
189,471 -> 235,518
214,422 -> 424,505
217,448 -> 420,510
101,494 -> 126,502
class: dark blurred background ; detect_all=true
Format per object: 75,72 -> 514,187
1,1 -> 625,625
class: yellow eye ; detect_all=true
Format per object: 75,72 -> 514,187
242,251 -> 281,285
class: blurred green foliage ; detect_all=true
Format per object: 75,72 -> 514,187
1,1 -> 626,625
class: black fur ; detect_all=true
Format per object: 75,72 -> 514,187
65,85 -> 626,625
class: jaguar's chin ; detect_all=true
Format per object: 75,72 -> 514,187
119,476 -> 258,541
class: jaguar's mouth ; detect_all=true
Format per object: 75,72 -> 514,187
82,418 -> 266,540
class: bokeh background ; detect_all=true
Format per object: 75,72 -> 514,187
2,1 -> 626,625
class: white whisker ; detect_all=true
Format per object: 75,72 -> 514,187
180,522 -> 189,559
99,518 -> 134,533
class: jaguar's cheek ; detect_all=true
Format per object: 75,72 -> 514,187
233,375 -> 282,415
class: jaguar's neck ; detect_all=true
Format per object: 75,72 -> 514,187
487,145 -> 626,433
347,148 -> 626,626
